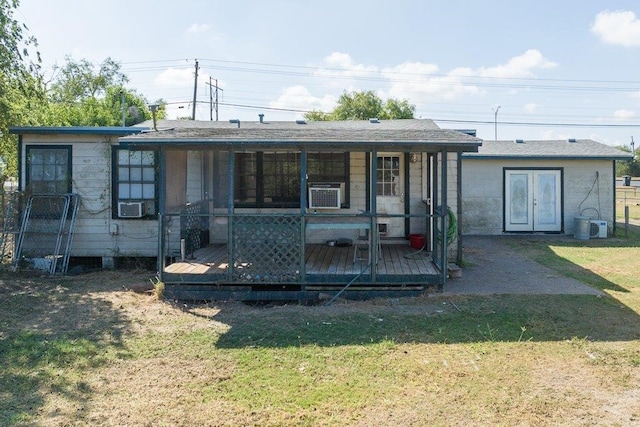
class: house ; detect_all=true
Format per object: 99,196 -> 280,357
460,139 -> 631,237
9,119 -> 481,300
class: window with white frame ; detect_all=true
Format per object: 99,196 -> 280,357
113,148 -> 157,217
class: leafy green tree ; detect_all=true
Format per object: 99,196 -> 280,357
616,146 -> 640,178
46,57 -> 158,126
0,0 -> 43,177
49,56 -> 127,102
304,90 -> 415,121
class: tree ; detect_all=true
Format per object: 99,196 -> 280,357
44,57 -> 161,127
304,90 -> 415,121
616,145 -> 640,177
0,0 -> 43,177
49,56 -> 127,102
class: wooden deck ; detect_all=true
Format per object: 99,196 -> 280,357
164,243 -> 437,276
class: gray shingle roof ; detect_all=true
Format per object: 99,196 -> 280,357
462,139 -> 631,160
121,119 -> 482,151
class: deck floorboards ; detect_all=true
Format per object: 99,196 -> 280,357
165,243 -> 437,276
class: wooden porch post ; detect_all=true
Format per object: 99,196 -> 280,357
300,149 -> 307,286
371,148 -> 378,283
438,148 -> 448,290
157,147 -> 166,281
227,150 -> 235,282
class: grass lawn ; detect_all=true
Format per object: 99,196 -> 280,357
1,227 -> 639,425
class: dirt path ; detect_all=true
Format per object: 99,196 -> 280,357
442,235 -> 603,296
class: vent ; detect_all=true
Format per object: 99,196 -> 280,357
515,139 -> 524,143
309,184 -> 341,209
117,201 -> 146,218
568,138 -> 577,143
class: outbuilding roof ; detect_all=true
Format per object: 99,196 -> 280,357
462,139 -> 631,160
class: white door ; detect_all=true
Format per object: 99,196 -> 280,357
376,153 -> 405,238
505,170 -> 562,232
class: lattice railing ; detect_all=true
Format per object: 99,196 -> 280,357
181,200 -> 211,256
231,215 -> 302,283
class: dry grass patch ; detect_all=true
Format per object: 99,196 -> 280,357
2,235 -> 640,426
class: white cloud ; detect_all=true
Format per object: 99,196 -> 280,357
382,62 -> 482,102
154,68 -> 194,88
478,49 -> 557,78
314,52 -> 379,85
523,103 -> 539,113
281,50 -> 557,112
269,85 -> 337,113
613,109 -> 636,120
186,23 -> 211,34
591,10 -> 640,47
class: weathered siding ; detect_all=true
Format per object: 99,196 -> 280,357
461,158 -> 615,235
21,134 -> 159,258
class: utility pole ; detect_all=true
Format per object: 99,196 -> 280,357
494,106 -> 501,141
192,60 -> 199,120
205,78 -> 224,121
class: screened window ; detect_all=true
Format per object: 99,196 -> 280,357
26,146 -> 72,194
234,151 -> 348,208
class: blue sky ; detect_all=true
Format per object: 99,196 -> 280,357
16,0 -> 640,147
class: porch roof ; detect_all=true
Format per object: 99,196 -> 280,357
119,119 -> 482,152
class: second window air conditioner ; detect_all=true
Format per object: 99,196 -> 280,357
117,201 -> 146,218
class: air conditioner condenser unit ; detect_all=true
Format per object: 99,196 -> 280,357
589,220 -> 607,238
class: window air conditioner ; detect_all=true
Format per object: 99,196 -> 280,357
589,220 -> 607,238
309,183 -> 341,209
118,201 -> 146,218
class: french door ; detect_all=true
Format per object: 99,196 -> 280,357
505,169 -> 562,232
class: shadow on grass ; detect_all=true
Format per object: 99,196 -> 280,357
213,226 -> 640,349
505,223 -> 640,294
0,273 -> 132,426
211,293 -> 640,349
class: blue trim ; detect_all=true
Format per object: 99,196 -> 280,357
9,126 -> 149,136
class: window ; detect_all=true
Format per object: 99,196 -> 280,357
377,155 -> 400,196
26,146 -> 72,194
234,151 -> 348,208
113,149 -> 158,218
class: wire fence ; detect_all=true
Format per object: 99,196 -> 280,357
617,187 -> 640,221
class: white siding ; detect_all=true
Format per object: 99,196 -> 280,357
21,134 -> 158,257
461,158 -> 616,235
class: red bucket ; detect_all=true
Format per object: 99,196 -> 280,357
409,234 -> 425,249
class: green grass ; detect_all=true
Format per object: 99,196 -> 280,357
1,227 -> 640,426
